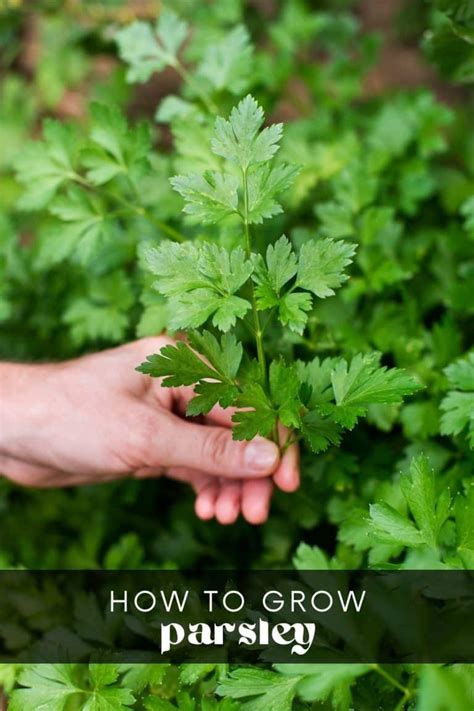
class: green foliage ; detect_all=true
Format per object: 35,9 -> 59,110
142,241 -> 252,331
417,665 -> 474,710
116,10 -> 189,82
197,25 -> 254,95
369,454 -> 451,550
441,352 -> 474,446
14,120 -> 82,211
216,668 -> 302,711
424,0 -> 474,82
9,664 -> 135,711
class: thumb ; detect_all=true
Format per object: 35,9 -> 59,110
149,411 -> 280,479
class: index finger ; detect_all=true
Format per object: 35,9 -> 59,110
172,385 -> 235,427
204,403 -> 236,427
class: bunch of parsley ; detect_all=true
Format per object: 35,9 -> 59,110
135,92 -> 421,454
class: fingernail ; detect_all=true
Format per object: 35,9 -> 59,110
244,439 -> 279,472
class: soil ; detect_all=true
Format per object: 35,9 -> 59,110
358,0 -> 464,103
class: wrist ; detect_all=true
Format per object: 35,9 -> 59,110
0,362 -> 58,462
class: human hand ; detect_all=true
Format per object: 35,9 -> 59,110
0,337 -> 299,524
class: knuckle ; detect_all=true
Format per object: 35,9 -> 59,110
201,428 -> 235,470
124,413 -> 158,469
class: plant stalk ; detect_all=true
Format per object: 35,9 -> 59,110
371,664 -> 412,700
242,167 -> 266,384
71,172 -> 185,243
175,61 -> 219,114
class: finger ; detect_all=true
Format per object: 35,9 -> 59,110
204,404 -> 236,427
215,481 -> 242,525
195,481 -> 219,521
148,411 -> 280,479
173,387 -> 235,427
241,478 -> 274,525
273,442 -> 300,492
165,466 -> 210,490
169,384 -> 197,415
134,465 -> 165,479
122,336 -> 177,397
129,335 -> 175,363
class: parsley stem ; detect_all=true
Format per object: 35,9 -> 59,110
71,172 -> 185,242
394,691 -> 411,711
242,166 -> 266,384
281,432 -> 302,453
371,664 -> 411,698
126,174 -> 186,242
394,675 -> 416,711
175,61 -> 219,114
135,207 -> 185,242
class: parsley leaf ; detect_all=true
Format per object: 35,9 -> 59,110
276,664 -> 370,704
369,454 -> 450,550
417,667 -> 474,711
143,242 -> 252,332
217,669 -> 301,711
9,665 -> 135,711
82,104 -> 151,186
170,171 -> 239,224
232,384 -> 276,440
455,484 -> 474,568
440,352 -> 474,447
326,353 -> 422,428
254,235 -> 298,299
400,454 -> 451,548
316,201 -> 354,239
461,195 -> 474,237
444,351 -> 474,390
63,272 -> 134,346
119,665 -> 169,694
188,380 -> 240,416
293,542 -> 330,570
197,26 -> 254,95
171,96 -> 297,227
279,292 -> 313,334
137,331 -> 242,416
142,241 -> 207,297
369,502 -> 424,548
14,120 -> 81,210
9,665 -> 80,711
212,95 -> 283,170
247,163 -> 299,224
300,410 -> 342,453
189,330 -> 243,380
199,243 -> 254,294
296,357 -> 337,405
116,11 -> 188,83
253,236 -> 313,333
86,665 -> 135,711
232,360 -> 304,439
137,341 -> 219,386
296,237 -> 356,298
269,360 -> 302,428
46,187 -> 112,266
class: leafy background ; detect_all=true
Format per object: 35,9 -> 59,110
0,0 -> 474,708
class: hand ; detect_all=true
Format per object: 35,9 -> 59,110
0,337 -> 300,524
